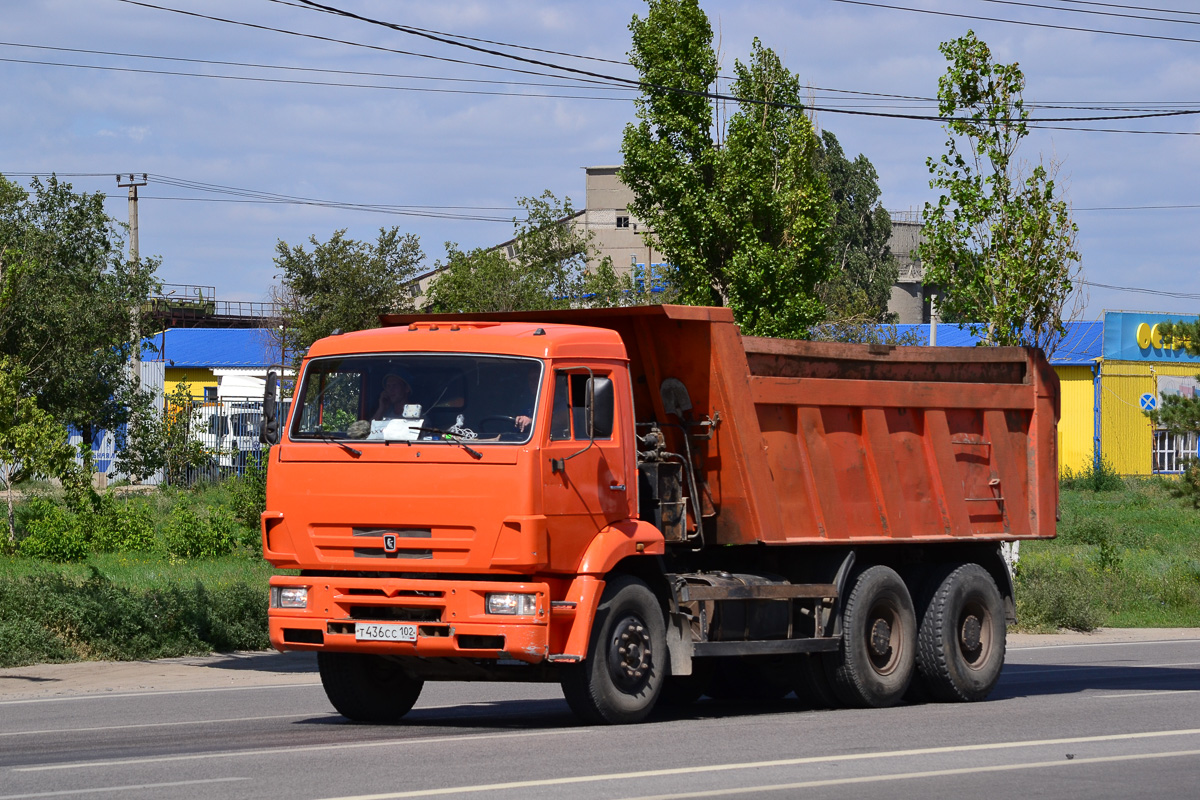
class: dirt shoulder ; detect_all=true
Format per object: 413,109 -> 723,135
0,650 -> 318,702
3,628 -> 1198,703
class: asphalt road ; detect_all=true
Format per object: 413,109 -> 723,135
1,629 -> 1198,800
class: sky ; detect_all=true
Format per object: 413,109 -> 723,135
3,0 -> 1200,319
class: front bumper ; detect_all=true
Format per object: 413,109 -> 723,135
268,574 -> 554,664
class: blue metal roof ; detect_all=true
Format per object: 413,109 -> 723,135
888,321 -> 1102,366
140,328 -> 283,368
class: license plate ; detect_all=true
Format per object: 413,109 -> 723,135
355,622 -> 417,642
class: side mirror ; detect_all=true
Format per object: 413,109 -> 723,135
586,376 -> 613,438
260,370 -> 281,445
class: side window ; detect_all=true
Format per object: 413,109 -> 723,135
552,371 -> 614,441
550,373 -> 571,440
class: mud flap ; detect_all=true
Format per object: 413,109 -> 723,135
666,610 -> 694,677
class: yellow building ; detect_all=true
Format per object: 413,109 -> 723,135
1097,312 -> 1200,475
909,313 -> 1198,476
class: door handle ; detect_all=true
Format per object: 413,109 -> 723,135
608,483 -> 626,492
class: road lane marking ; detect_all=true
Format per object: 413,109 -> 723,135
0,777 -> 246,799
615,749 -> 1200,799
12,728 -> 580,772
1009,639 -> 1200,652
1003,660 -> 1200,677
0,712 -> 324,737
306,728 -> 1200,800
0,683 -> 321,706
1092,689 -> 1200,700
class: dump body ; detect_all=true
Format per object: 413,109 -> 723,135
379,304 -> 1060,548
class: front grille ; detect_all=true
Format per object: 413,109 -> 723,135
312,525 -> 471,565
348,605 -> 442,622
352,548 -> 433,559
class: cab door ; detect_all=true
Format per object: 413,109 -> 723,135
541,364 -> 634,570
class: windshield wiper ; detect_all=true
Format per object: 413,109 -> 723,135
417,426 -> 483,460
311,430 -> 362,457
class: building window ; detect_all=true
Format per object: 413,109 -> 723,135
616,216 -> 630,229
1152,429 -> 1198,473
204,386 -> 217,403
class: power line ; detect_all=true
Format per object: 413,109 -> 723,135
260,0 -> 634,67
11,48 -> 1199,129
0,41 -> 631,92
111,0 -> 629,88
828,0 -> 1200,45
0,56 -> 633,101
1081,279 -> 1200,299
3,171 -> 523,221
975,0 -> 1200,27
1056,0 -> 1200,18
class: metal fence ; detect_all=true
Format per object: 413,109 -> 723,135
72,394 -> 290,487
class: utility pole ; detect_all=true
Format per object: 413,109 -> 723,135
117,173 -> 148,378
117,173 -> 148,485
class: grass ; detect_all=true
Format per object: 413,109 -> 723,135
1015,477 -> 1200,632
1,477 -> 284,668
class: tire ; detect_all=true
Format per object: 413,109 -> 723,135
793,653 -> 840,710
317,652 -> 424,723
915,563 -> 1006,702
561,575 -> 667,724
828,565 -> 917,708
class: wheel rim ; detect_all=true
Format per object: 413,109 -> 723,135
864,599 -> 904,675
958,597 -> 992,669
607,614 -> 653,692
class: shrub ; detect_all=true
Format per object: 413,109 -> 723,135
17,503 -> 88,562
228,449 -> 269,529
1015,559 -> 1105,632
86,495 -> 157,553
0,569 -> 269,667
163,504 -> 235,559
1061,447 -> 1124,492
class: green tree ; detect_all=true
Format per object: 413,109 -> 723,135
815,130 -> 900,325
620,2 -> 831,337
1146,321 -> 1200,507
0,175 -> 159,447
274,227 -> 423,365
918,31 -> 1080,353
0,357 -> 78,545
426,191 -> 633,312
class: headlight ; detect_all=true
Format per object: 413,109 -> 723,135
486,592 -> 537,615
270,586 -> 308,609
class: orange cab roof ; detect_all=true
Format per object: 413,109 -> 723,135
305,321 -> 628,362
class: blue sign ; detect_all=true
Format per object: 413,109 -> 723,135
1103,311 -> 1200,362
1139,393 -> 1158,411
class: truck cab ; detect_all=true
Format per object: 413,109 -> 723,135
263,320 -> 663,720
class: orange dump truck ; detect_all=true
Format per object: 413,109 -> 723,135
259,305 -> 1058,724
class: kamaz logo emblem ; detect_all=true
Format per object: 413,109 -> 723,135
382,534 -> 398,553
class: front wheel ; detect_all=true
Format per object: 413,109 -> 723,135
915,564 -> 1006,702
318,652 -> 424,723
828,565 -> 917,708
561,575 -> 666,724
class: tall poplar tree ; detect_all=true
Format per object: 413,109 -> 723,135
620,1 -> 831,338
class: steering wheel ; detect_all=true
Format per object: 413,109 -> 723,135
480,415 -> 517,428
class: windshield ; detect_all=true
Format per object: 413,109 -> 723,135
291,354 -> 542,445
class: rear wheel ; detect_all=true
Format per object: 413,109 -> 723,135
561,575 -> 666,724
828,566 -> 916,708
793,653 -> 841,709
915,564 -> 1006,702
317,652 -> 423,723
